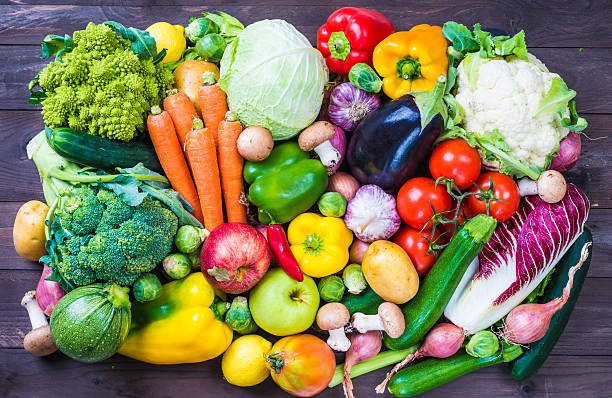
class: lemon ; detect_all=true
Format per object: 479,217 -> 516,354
146,22 -> 186,63
222,334 -> 272,387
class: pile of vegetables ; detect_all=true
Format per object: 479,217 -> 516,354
13,6 -> 594,398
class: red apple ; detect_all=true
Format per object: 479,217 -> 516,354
201,223 -> 271,294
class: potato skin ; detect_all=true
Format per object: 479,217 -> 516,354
362,240 -> 419,304
173,60 -> 220,116
13,200 -> 48,261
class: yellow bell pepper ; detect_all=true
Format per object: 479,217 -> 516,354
118,272 -> 233,364
287,212 -> 353,278
373,24 -> 449,99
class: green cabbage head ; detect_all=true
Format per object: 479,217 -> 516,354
219,19 -> 328,140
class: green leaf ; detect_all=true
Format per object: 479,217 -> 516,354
524,268 -> 555,304
462,52 -> 486,92
152,48 -> 167,65
442,22 -> 479,53
202,11 -> 244,39
102,175 -> 148,206
474,129 -> 543,179
139,184 -> 203,228
533,77 -> 576,118
444,94 -> 465,128
103,21 -> 158,58
561,100 -> 588,131
40,34 -> 74,62
118,163 -> 168,189
207,265 -> 231,282
28,74 -> 47,104
473,24 -> 528,60
413,75 -> 448,130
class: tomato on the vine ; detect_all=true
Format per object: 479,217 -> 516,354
429,138 -> 482,190
394,226 -> 443,276
397,177 -> 452,230
438,200 -> 475,239
467,172 -> 520,222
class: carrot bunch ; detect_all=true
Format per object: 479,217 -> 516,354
147,72 -> 247,232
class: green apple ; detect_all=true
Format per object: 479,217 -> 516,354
249,268 -> 320,336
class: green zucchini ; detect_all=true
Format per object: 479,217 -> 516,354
341,287 -> 385,316
388,344 -> 523,397
45,126 -> 163,173
510,227 -> 593,380
384,214 -> 497,350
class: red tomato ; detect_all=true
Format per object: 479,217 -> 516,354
397,177 -> 453,230
394,226 -> 443,276
467,172 -> 520,222
266,334 -> 336,397
429,138 -> 482,189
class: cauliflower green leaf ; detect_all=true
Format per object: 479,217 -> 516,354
473,24 -> 528,60
533,77 -> 576,118
561,100 -> 588,131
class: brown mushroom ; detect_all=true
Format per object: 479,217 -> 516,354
351,302 -> 405,339
237,126 -> 274,162
21,290 -> 57,356
298,121 -> 341,168
518,170 -> 567,204
316,302 -> 351,352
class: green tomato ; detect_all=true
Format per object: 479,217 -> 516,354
132,273 -> 162,302
318,275 -> 345,302
195,33 -> 226,63
174,225 -> 206,254
466,330 -> 500,358
342,263 -> 367,294
185,17 -> 219,43
162,253 -> 191,280
187,251 -> 201,271
317,192 -> 347,218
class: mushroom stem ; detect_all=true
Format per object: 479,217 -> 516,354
313,140 -> 341,168
328,327 -> 351,352
518,170 -> 567,204
518,178 -> 538,197
352,312 -> 384,333
21,290 -> 48,329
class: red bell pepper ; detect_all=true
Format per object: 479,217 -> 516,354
317,7 -> 395,76
266,224 -> 303,282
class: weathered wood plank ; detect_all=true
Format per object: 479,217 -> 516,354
1,2 -> 611,47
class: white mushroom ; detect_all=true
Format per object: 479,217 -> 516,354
237,126 -> 274,162
298,121 -> 341,168
21,290 -> 57,356
518,170 -> 567,204
316,302 -> 351,352
351,302 -> 405,339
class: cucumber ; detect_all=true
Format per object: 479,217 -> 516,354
45,126 -> 163,173
341,287 -> 385,316
384,214 -> 497,350
510,227 -> 593,380
388,344 -> 523,397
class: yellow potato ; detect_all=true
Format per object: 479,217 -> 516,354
362,240 -> 419,304
173,60 -> 220,116
13,200 -> 48,261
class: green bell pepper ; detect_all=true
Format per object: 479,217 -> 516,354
244,142 -> 328,225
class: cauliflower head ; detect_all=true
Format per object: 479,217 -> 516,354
455,53 -> 569,168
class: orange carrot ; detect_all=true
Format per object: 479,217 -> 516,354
198,72 -> 228,146
217,111 -> 247,223
147,106 -> 204,223
184,118 -> 224,231
163,89 -> 199,147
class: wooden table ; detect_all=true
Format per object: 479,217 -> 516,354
1,1 -> 611,397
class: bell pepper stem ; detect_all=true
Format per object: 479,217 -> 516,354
303,233 -> 324,255
397,56 -> 422,81
328,31 -> 351,61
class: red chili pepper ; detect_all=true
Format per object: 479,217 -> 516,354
266,224 -> 303,282
317,7 -> 395,76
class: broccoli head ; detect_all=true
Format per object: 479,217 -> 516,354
54,185 -> 178,287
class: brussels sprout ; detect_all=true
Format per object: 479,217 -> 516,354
318,275 -> 346,302
349,63 -> 382,93
225,296 -> 258,334
195,33 -> 227,63
317,192 -> 348,218
175,225 -> 207,254
187,251 -> 201,271
133,273 -> 163,302
185,17 -> 219,43
211,295 -> 230,321
466,330 -> 500,358
162,253 -> 191,280
342,263 -> 367,294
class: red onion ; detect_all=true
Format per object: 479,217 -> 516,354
550,132 -> 581,172
502,242 -> 591,344
329,82 -> 381,131
343,331 -> 382,398
36,264 -> 65,317
327,171 -> 360,202
349,240 -> 370,264
328,125 -> 347,174
375,323 -> 464,394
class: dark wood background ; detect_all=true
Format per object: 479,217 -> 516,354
1,1 -> 611,397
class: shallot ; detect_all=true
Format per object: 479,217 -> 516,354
502,242 -> 591,344
349,240 -> 370,264
327,171 -> 360,202
550,132 -> 581,172
375,323 -> 464,394
36,264 -> 65,316
343,331 -> 382,398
